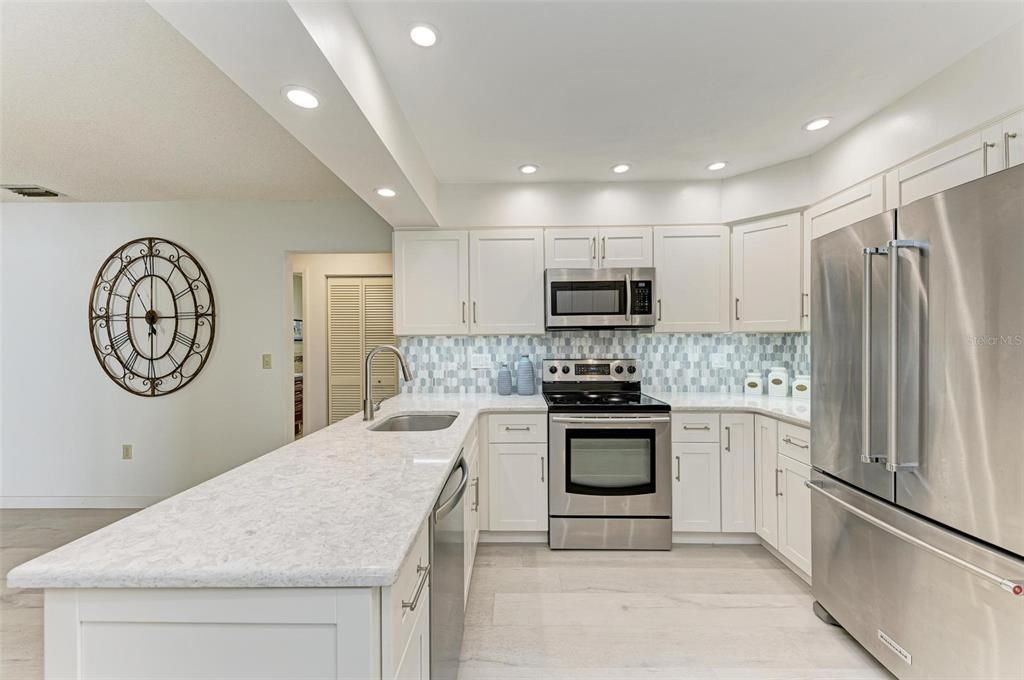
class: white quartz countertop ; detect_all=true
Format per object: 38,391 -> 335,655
8,391 -> 808,590
7,394 -> 546,590
648,392 -> 811,427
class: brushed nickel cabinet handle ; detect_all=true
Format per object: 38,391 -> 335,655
735,298 -> 740,321
657,298 -> 663,322
675,455 -> 681,482
782,435 -> 809,449
591,236 -> 596,259
724,426 -> 731,452
682,425 -> 711,431
472,477 -> 480,512
801,292 -> 809,318
504,425 -> 531,431
601,236 -> 607,261
473,301 -> 478,324
462,301 -> 466,324
540,456 -> 545,483
1005,132 -> 1018,169
402,563 -> 430,611
776,468 -> 783,497
983,140 -> 996,175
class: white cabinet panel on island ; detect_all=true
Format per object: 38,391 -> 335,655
654,226 -> 731,333
394,230 -> 470,336
469,229 -> 544,335
731,213 -> 802,332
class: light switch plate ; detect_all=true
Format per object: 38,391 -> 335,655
470,354 -> 492,370
121,444 -> 133,460
262,353 -> 272,370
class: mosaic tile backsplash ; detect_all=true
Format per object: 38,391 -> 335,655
399,332 -> 810,394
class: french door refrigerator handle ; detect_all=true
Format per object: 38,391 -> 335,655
806,480 -> 1024,597
862,247 -> 887,463
887,239 -> 927,472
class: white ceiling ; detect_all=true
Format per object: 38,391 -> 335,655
350,0 -> 1024,183
0,2 -> 352,202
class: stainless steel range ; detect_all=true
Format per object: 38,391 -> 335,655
543,358 -> 672,550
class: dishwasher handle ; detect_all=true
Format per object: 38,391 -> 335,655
434,456 -> 469,522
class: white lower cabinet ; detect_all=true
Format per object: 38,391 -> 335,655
488,442 -> 548,532
777,454 -> 812,576
464,431 -> 481,606
720,414 -> 755,533
754,415 -> 780,547
393,596 -> 430,680
753,415 -> 812,579
671,442 -> 721,532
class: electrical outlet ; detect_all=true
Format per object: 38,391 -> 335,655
470,354 -> 492,370
710,353 -> 727,369
262,353 -> 272,370
122,444 -> 133,460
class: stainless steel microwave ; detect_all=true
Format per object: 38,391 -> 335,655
545,268 -> 656,330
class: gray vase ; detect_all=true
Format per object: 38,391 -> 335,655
496,364 -> 513,396
516,355 -> 535,396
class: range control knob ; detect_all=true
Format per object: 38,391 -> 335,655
614,365 -> 624,374
548,365 -> 558,374
562,365 -> 571,374
627,365 -> 637,375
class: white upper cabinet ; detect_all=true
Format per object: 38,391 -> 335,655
545,228 -> 597,269
653,226 -> 731,333
805,176 -> 885,241
801,216 -> 811,332
544,227 -> 652,269
731,213 -> 802,332
1004,111 -> 1024,169
720,414 -> 755,533
599,227 -> 653,268
896,133 -> 987,206
393,230 -> 469,336
469,229 -> 545,335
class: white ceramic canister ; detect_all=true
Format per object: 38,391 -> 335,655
767,366 -> 790,397
744,372 -> 763,395
792,374 -> 811,400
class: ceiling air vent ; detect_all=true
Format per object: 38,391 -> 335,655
2,184 -> 61,198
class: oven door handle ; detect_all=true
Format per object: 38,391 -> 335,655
551,416 -> 671,424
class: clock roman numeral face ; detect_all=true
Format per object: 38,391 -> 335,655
89,238 -> 215,397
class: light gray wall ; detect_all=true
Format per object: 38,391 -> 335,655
0,198 -> 391,506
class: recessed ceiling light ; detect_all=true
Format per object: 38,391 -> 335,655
283,86 -> 319,110
804,117 -> 831,131
375,187 -> 397,198
707,161 -> 727,171
611,163 -> 631,174
519,164 -> 539,175
410,24 -> 438,47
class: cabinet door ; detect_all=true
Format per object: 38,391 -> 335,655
1000,111 -> 1023,170
753,416 -> 779,548
464,438 -> 480,606
801,215 -> 811,332
778,454 -> 812,577
671,443 -> 721,532
731,213 -> 802,332
599,227 -> 653,268
896,133 -> 986,206
393,596 -> 430,680
489,443 -> 548,531
545,228 -> 598,269
653,226 -> 731,332
805,176 -> 885,241
393,230 -> 469,335
720,414 -> 755,533
470,229 -> 545,335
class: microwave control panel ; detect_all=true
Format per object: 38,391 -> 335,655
630,280 -> 653,315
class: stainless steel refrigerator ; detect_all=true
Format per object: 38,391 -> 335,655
810,164 -> 1024,680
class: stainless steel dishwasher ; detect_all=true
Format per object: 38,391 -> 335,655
431,454 -> 468,680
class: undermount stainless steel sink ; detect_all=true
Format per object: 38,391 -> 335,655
368,412 -> 458,432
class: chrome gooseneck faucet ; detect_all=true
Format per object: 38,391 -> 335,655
363,345 -> 414,421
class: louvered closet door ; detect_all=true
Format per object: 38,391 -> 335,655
362,278 -> 397,405
327,277 -> 397,424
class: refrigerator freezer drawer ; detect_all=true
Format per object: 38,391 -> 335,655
810,471 -> 1024,680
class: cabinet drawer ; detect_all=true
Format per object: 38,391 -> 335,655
386,519 -> 430,672
488,413 -> 546,443
778,422 -> 811,465
671,413 -> 721,443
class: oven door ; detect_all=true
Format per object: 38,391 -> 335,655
545,268 -> 656,329
549,413 -> 671,517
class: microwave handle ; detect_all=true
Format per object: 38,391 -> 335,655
624,272 -> 632,322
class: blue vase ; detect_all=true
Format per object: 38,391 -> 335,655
516,355 -> 535,396
496,364 -> 513,396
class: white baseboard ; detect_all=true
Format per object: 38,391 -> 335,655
672,532 -> 760,545
0,496 -> 162,509
479,530 -> 548,544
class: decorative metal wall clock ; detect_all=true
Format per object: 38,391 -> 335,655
89,237 -> 216,396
